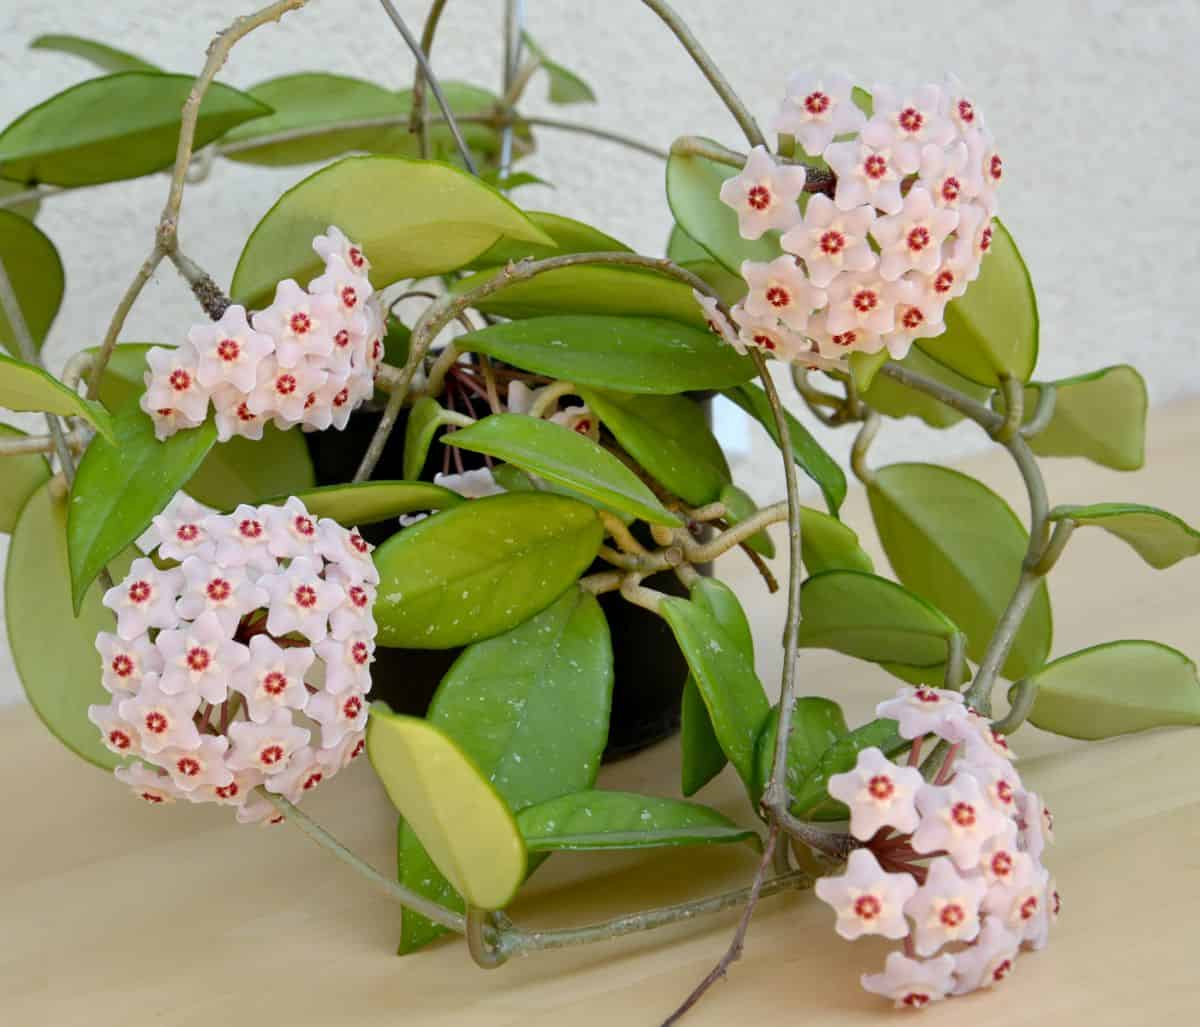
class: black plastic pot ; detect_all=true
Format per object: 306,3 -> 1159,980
306,405 -> 698,760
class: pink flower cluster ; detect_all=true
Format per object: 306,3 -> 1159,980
140,227 -> 385,442
88,493 -> 377,824
700,73 -> 1000,368
814,686 -> 1056,1009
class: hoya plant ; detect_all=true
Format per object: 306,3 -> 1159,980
3,0 -> 1198,1019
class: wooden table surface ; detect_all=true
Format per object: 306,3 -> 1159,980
3,400 -> 1199,1027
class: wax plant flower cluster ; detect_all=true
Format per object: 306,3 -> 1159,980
2,1 -> 1199,1022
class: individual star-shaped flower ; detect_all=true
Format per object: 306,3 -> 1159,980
209,505 -> 278,571
948,201 -> 993,279
306,687 -> 369,748
159,735 -> 233,794
246,355 -> 329,425
718,145 -> 806,240
87,702 -> 142,758
740,255 -> 827,332
263,745 -> 328,803
773,71 -> 866,157
1019,791 -> 1054,860
780,195 -> 877,288
912,774 -> 1009,871
226,708 -> 311,775
824,140 -> 904,215
192,767 -> 265,807
117,677 -> 202,754
102,559 -> 183,640
982,858 -> 1050,944
136,492 -> 216,562
300,369 -> 356,432
943,74 -> 986,138
314,633 -> 374,695
316,731 -> 367,772
262,496 -> 321,560
329,582 -> 376,641
824,272 -> 906,340
861,951 -> 956,1009
313,225 -> 371,275
918,141 -> 975,209
977,820 -> 1033,888
876,685 -> 968,740
188,304 -> 275,394
862,82 -> 955,173
115,762 -> 184,805
309,254 -> 373,327
950,916 -> 1020,994
95,632 -> 162,694
904,856 -> 988,955
234,634 -> 315,724
962,759 -> 1022,816
814,848 -> 917,941
142,344 -> 210,425
315,519 -> 379,585
729,306 -> 813,361
212,386 -> 270,443
175,557 -> 268,635
261,557 -> 345,644
828,746 -> 925,840
156,611 -> 251,705
886,280 -> 948,360
870,187 -> 961,281
806,309 -> 882,359
252,279 -> 338,368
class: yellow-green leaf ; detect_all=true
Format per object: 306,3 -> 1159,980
0,210 -> 64,356
0,352 -> 114,441
0,424 -> 50,533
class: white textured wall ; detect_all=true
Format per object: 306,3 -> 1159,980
1,0 -> 1198,703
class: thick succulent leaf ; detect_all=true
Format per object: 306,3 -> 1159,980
0,209 -> 64,357
1022,641 -> 1200,739
7,482 -> 133,769
578,388 -> 730,506
752,698 -> 850,808
869,463 -> 1052,680
467,210 -> 631,268
446,414 -> 679,526
372,492 -> 602,648
517,791 -> 757,852
0,73 -> 271,186
29,34 -> 158,73
460,314 -> 756,394
368,708 -> 527,910
799,506 -> 874,574
521,33 -> 596,104
68,400 -> 216,612
273,480 -> 463,526
723,383 -> 846,514
995,365 -> 1147,471
230,155 -> 554,307
397,587 -> 612,950
1052,503 -> 1200,570
789,718 -> 909,820
0,352 -> 114,441
862,348 -> 993,429
0,425 -> 50,533
917,220 -> 1039,386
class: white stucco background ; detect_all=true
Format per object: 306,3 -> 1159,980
1,0 -> 1198,704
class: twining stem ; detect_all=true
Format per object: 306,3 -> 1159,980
0,427 -> 89,456
1021,383 -> 1057,438
849,409 -> 882,486
0,254 -> 78,483
638,0 -> 765,148
87,0 -> 309,400
377,0 -> 477,174
944,631 -> 967,690
499,0 -> 526,178
877,361 -> 1003,430
407,0 -> 450,156
991,678 -> 1039,735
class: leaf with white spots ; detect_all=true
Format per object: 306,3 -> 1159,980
395,587 -> 613,951
517,791 -> 758,852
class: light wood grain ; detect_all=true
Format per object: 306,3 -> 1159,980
3,401 -> 1200,1026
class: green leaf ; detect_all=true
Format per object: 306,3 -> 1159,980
461,315 -> 755,394
0,424 -> 50,533
230,155 -> 555,308
578,389 -> 730,506
521,32 -> 596,104
666,224 -> 710,264
401,395 -> 442,480
517,791 -> 756,852
1051,503 -> 1200,570
6,482 -> 132,769
29,34 -> 158,73
397,586 -> 612,950
789,718 -> 908,820
274,480 -> 464,526
679,259 -> 747,306
0,180 -> 41,220
373,492 -> 603,648
752,698 -> 850,808
1021,641 -> 1200,740
0,72 -> 271,186
995,365 -> 1147,471
862,347 -> 993,429
87,341 -> 314,507
799,507 -> 874,575
718,484 -> 774,558
452,263 -> 708,327
666,139 -> 779,276
479,170 -> 550,192
0,352 -> 114,441
467,210 -> 631,268
723,383 -> 846,515
446,414 -> 679,526
0,210 -> 64,357
868,463 -> 1052,680
849,349 -> 889,392
917,220 -> 1039,386
660,590 -> 771,793
68,400 -> 216,612
796,569 -> 960,669
368,708 -> 527,910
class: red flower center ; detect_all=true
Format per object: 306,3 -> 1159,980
803,90 -> 830,115
111,654 -> 135,678
109,729 -> 131,750
177,523 -> 200,543
995,780 -> 1014,805
819,229 -> 846,255
239,518 -> 263,539
303,772 -> 323,791
186,646 -> 211,673
980,225 -> 994,252
351,739 -> 366,759
906,226 -> 931,252
128,580 -> 152,604
902,993 -> 931,1009
951,801 -> 977,828
832,331 -> 857,347
236,402 -> 257,423
216,782 -> 240,799
898,106 -> 924,133
939,903 -> 966,927
863,154 -> 888,180
992,959 -> 1013,982
867,774 -> 895,800
853,895 -> 882,920
349,532 -> 368,554
342,696 -> 363,720
752,332 -> 776,351
334,388 -> 349,407
351,641 -> 370,665
765,285 -> 790,308
852,289 -> 878,313
260,744 -> 285,766
934,270 -> 956,293
915,687 -> 940,704
294,585 -> 318,609
1020,895 -> 1040,920
217,338 -> 240,362
941,177 -> 961,202
334,329 -> 350,349
289,312 -> 312,335
747,185 -> 771,211
293,515 -> 315,536
348,247 -> 365,268
176,756 -> 201,777
275,374 -> 297,396
140,791 -> 165,804
340,286 -> 358,309
206,578 -> 232,602
169,369 -> 191,392
262,671 -> 288,696
990,852 -> 1014,878
989,154 -> 1003,182
901,306 -> 925,329
349,586 -> 369,608
958,99 -> 975,124
145,711 -> 168,734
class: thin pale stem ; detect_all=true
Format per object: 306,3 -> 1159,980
527,379 -> 578,418
87,244 -> 165,400
992,678 -> 1039,735
519,115 -> 667,160
992,375 -> 1025,443
0,184 -> 62,209
499,0 -> 526,177
638,0 -> 764,148
408,0 -> 450,155
944,631 -> 967,691
878,361 -> 1003,430
425,344 -> 462,397
850,410 -> 881,486
377,0 -> 477,174
0,427 -> 88,456
686,502 -> 787,562
1034,517 -> 1075,575
619,574 -> 667,613
1021,383 -> 1057,438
